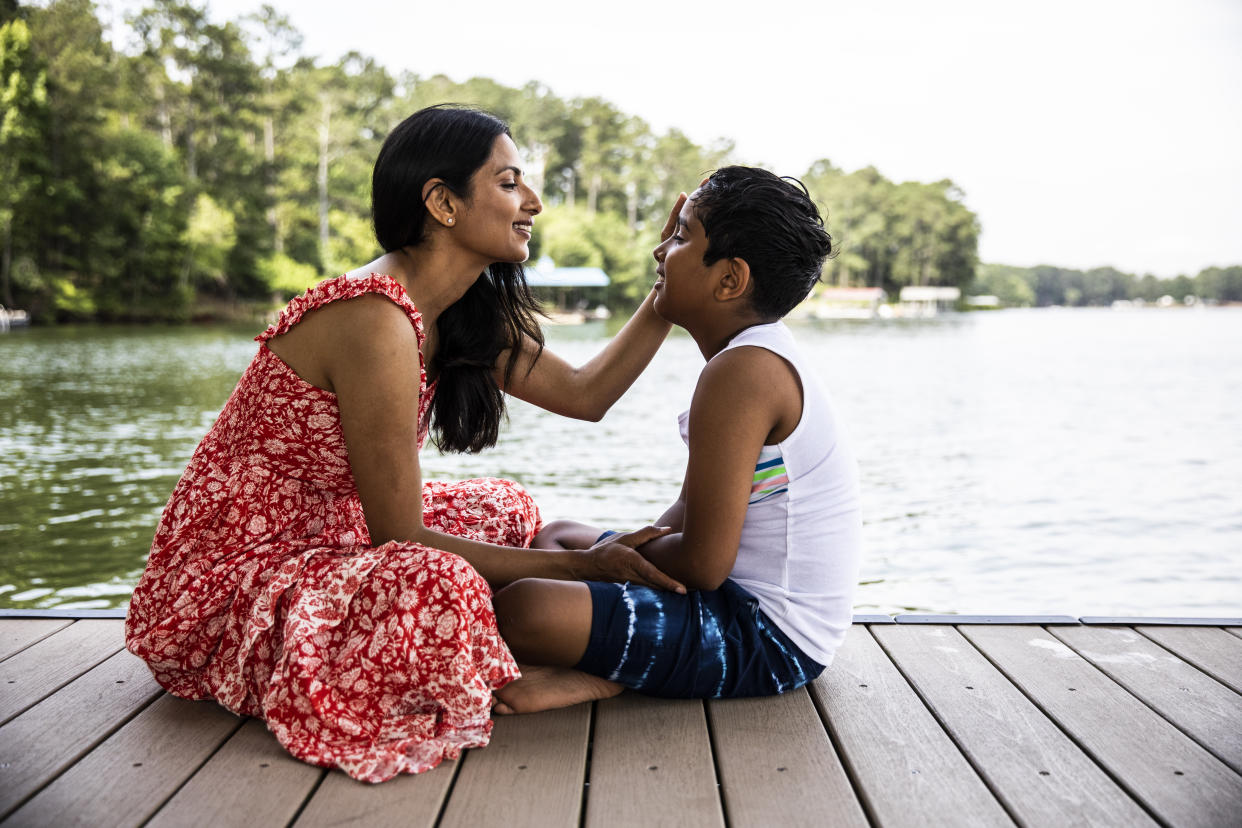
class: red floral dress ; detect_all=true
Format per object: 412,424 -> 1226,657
125,274 -> 537,783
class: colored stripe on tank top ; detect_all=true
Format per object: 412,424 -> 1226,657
750,450 -> 788,503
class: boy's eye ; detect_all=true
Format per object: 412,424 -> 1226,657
671,232 -> 685,242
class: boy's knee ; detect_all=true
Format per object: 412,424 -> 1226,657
493,579 -> 551,646
531,519 -> 578,549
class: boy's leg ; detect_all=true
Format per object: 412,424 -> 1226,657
492,578 -> 622,714
493,578 -> 594,665
530,518 -> 607,550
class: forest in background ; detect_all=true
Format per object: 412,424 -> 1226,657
2,0 -> 1239,323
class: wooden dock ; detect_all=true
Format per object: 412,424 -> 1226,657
1,612 -> 1240,827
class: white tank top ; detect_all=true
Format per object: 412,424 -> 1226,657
678,321 -> 861,666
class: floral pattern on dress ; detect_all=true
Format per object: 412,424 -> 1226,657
125,274 -> 539,783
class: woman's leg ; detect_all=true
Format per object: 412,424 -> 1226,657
422,478 -> 541,548
491,578 -> 622,713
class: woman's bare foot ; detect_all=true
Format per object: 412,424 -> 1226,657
493,665 -> 622,715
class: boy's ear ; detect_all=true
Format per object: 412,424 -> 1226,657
714,257 -> 752,302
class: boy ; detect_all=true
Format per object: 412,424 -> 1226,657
493,166 -> 861,713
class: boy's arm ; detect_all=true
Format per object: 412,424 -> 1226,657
652,477 -> 688,532
637,347 -> 802,590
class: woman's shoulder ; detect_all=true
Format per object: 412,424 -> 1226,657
257,273 -> 426,344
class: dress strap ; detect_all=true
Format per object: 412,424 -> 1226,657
256,274 -> 426,349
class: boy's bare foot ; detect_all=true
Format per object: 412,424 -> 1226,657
493,665 -> 622,715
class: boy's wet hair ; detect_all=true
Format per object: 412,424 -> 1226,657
694,166 -> 834,318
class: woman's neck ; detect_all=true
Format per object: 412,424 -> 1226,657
353,243 -> 491,326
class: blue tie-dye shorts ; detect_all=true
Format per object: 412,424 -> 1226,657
573,578 -> 826,698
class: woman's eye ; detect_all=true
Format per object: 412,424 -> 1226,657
502,181 -> 518,190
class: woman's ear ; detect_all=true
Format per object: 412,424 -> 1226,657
422,179 -> 458,228
715,257 -> 752,302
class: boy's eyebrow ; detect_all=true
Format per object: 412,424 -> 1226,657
677,216 -> 689,227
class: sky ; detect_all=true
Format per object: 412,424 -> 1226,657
101,0 -> 1242,278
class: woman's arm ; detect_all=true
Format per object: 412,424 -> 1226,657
495,194 -> 687,421
496,289 -> 671,421
325,295 -> 682,591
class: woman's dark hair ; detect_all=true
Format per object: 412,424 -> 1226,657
372,104 -> 544,453
693,166 -> 834,319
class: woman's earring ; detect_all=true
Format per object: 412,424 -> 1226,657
447,217 -> 455,225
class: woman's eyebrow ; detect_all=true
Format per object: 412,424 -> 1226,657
496,165 -> 523,176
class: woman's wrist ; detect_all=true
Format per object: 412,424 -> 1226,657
561,548 -> 592,581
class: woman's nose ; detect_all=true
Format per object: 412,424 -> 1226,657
525,185 -> 543,214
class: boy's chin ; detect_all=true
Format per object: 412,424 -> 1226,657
651,294 -> 674,323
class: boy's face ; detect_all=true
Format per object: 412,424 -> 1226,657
651,194 -> 719,326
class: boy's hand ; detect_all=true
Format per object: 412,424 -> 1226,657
578,526 -> 686,593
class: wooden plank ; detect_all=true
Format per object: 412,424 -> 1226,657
295,762 -> 458,828
961,625 -> 1242,828
707,689 -> 867,827
1081,617 -> 1242,626
807,626 -> 1013,827
1054,625 -> 1242,775
439,705 -> 590,828
0,618 -> 71,662
897,614 -> 1079,625
5,694 -> 243,827
0,619 -> 124,725
147,717 -> 323,827
586,695 -> 723,828
873,625 -> 1154,827
1136,626 -> 1242,694
0,608 -> 127,619
0,648 -> 163,819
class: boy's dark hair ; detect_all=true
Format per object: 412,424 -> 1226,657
694,166 -> 834,319
372,104 -> 544,454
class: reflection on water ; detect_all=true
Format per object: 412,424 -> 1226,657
2,309 -> 1240,616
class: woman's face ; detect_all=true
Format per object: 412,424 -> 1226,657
454,134 -> 543,263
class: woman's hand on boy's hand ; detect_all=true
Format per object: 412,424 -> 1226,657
657,180 -> 708,243
576,526 -> 686,594
659,193 -> 687,242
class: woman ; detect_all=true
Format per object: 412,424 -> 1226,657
125,105 -> 682,783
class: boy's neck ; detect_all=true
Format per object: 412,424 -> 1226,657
687,313 -> 777,361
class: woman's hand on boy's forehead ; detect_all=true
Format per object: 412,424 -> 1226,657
660,192 -> 688,243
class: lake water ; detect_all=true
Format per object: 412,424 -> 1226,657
2,308 -> 1240,616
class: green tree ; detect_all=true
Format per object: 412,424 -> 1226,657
1196,266 -> 1242,302
90,128 -> 188,319
0,17 -> 47,307
972,264 -> 1036,307
535,205 -> 657,306
241,4 -> 302,252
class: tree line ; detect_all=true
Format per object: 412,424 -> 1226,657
2,1 -> 1234,322
974,263 -> 1242,308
